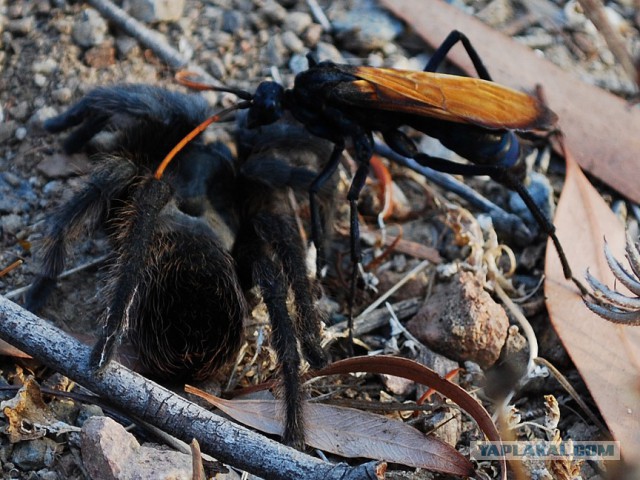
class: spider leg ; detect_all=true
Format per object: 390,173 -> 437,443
90,176 -> 173,370
256,213 -> 327,370
44,85 -> 212,154
240,239 -> 305,449
25,159 -> 135,312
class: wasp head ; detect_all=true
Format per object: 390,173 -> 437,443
247,82 -> 285,128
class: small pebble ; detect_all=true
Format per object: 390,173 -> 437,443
51,88 -> 73,104
75,404 -> 104,428
15,127 -> 27,141
72,8 -> 108,48
0,121 -> 17,143
284,11 -> 312,34
33,74 -> 47,87
115,35 -> 139,58
222,10 -> 246,33
281,30 -> 305,54
28,107 -> 58,130
125,0 -> 186,23
302,23 -> 323,47
331,7 -> 403,52
31,59 -> 58,75
260,0 -> 287,23
407,270 -> 509,368
11,438 -> 61,470
7,17 -> 35,35
0,214 -> 23,236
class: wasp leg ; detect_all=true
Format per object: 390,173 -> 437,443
424,29 -> 492,81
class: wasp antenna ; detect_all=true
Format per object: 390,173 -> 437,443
175,70 -> 254,101
154,101 -> 250,179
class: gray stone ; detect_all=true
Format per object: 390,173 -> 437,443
75,405 -> 104,428
0,214 -> 23,236
0,121 -> 17,143
284,12 -> 312,34
11,438 -> 61,470
81,416 -> 193,480
222,10 -> 246,33
332,6 -> 403,52
125,0 -> 186,23
281,30 -> 305,54
6,17 -> 35,35
51,88 -> 73,104
314,42 -> 344,64
72,8 -> 108,48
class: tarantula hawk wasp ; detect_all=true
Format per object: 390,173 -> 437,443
26,85 -> 332,449
174,30 -> 584,296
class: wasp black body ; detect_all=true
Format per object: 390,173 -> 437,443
27,85 -> 331,449
184,30 -> 575,288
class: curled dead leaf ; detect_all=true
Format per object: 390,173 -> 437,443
1,376 -> 79,443
185,385 -> 473,476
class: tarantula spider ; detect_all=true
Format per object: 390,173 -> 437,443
26,85 -> 330,448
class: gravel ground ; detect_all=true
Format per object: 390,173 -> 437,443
1,0 -> 639,479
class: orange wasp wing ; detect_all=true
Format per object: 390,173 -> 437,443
333,65 -> 556,132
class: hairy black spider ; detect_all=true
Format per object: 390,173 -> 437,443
26,85 -> 246,381
26,85 -> 331,449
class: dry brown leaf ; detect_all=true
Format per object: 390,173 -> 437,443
186,386 -> 473,476
544,149 -> 640,463
0,339 -> 31,359
379,0 -> 640,205
0,376 -> 79,443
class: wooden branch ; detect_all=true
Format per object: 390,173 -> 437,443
0,295 -> 383,480
87,0 -> 189,69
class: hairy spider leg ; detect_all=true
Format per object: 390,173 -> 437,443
25,160 -> 136,312
236,148 -> 330,447
234,225 -> 305,448
91,177 -> 173,369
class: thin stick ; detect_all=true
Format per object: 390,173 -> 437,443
3,255 -> 110,300
356,260 -> 430,320
576,0 -> 638,88
87,0 -> 189,69
534,357 -> 609,435
0,259 -> 23,278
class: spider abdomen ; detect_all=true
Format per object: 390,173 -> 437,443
128,230 -> 246,381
